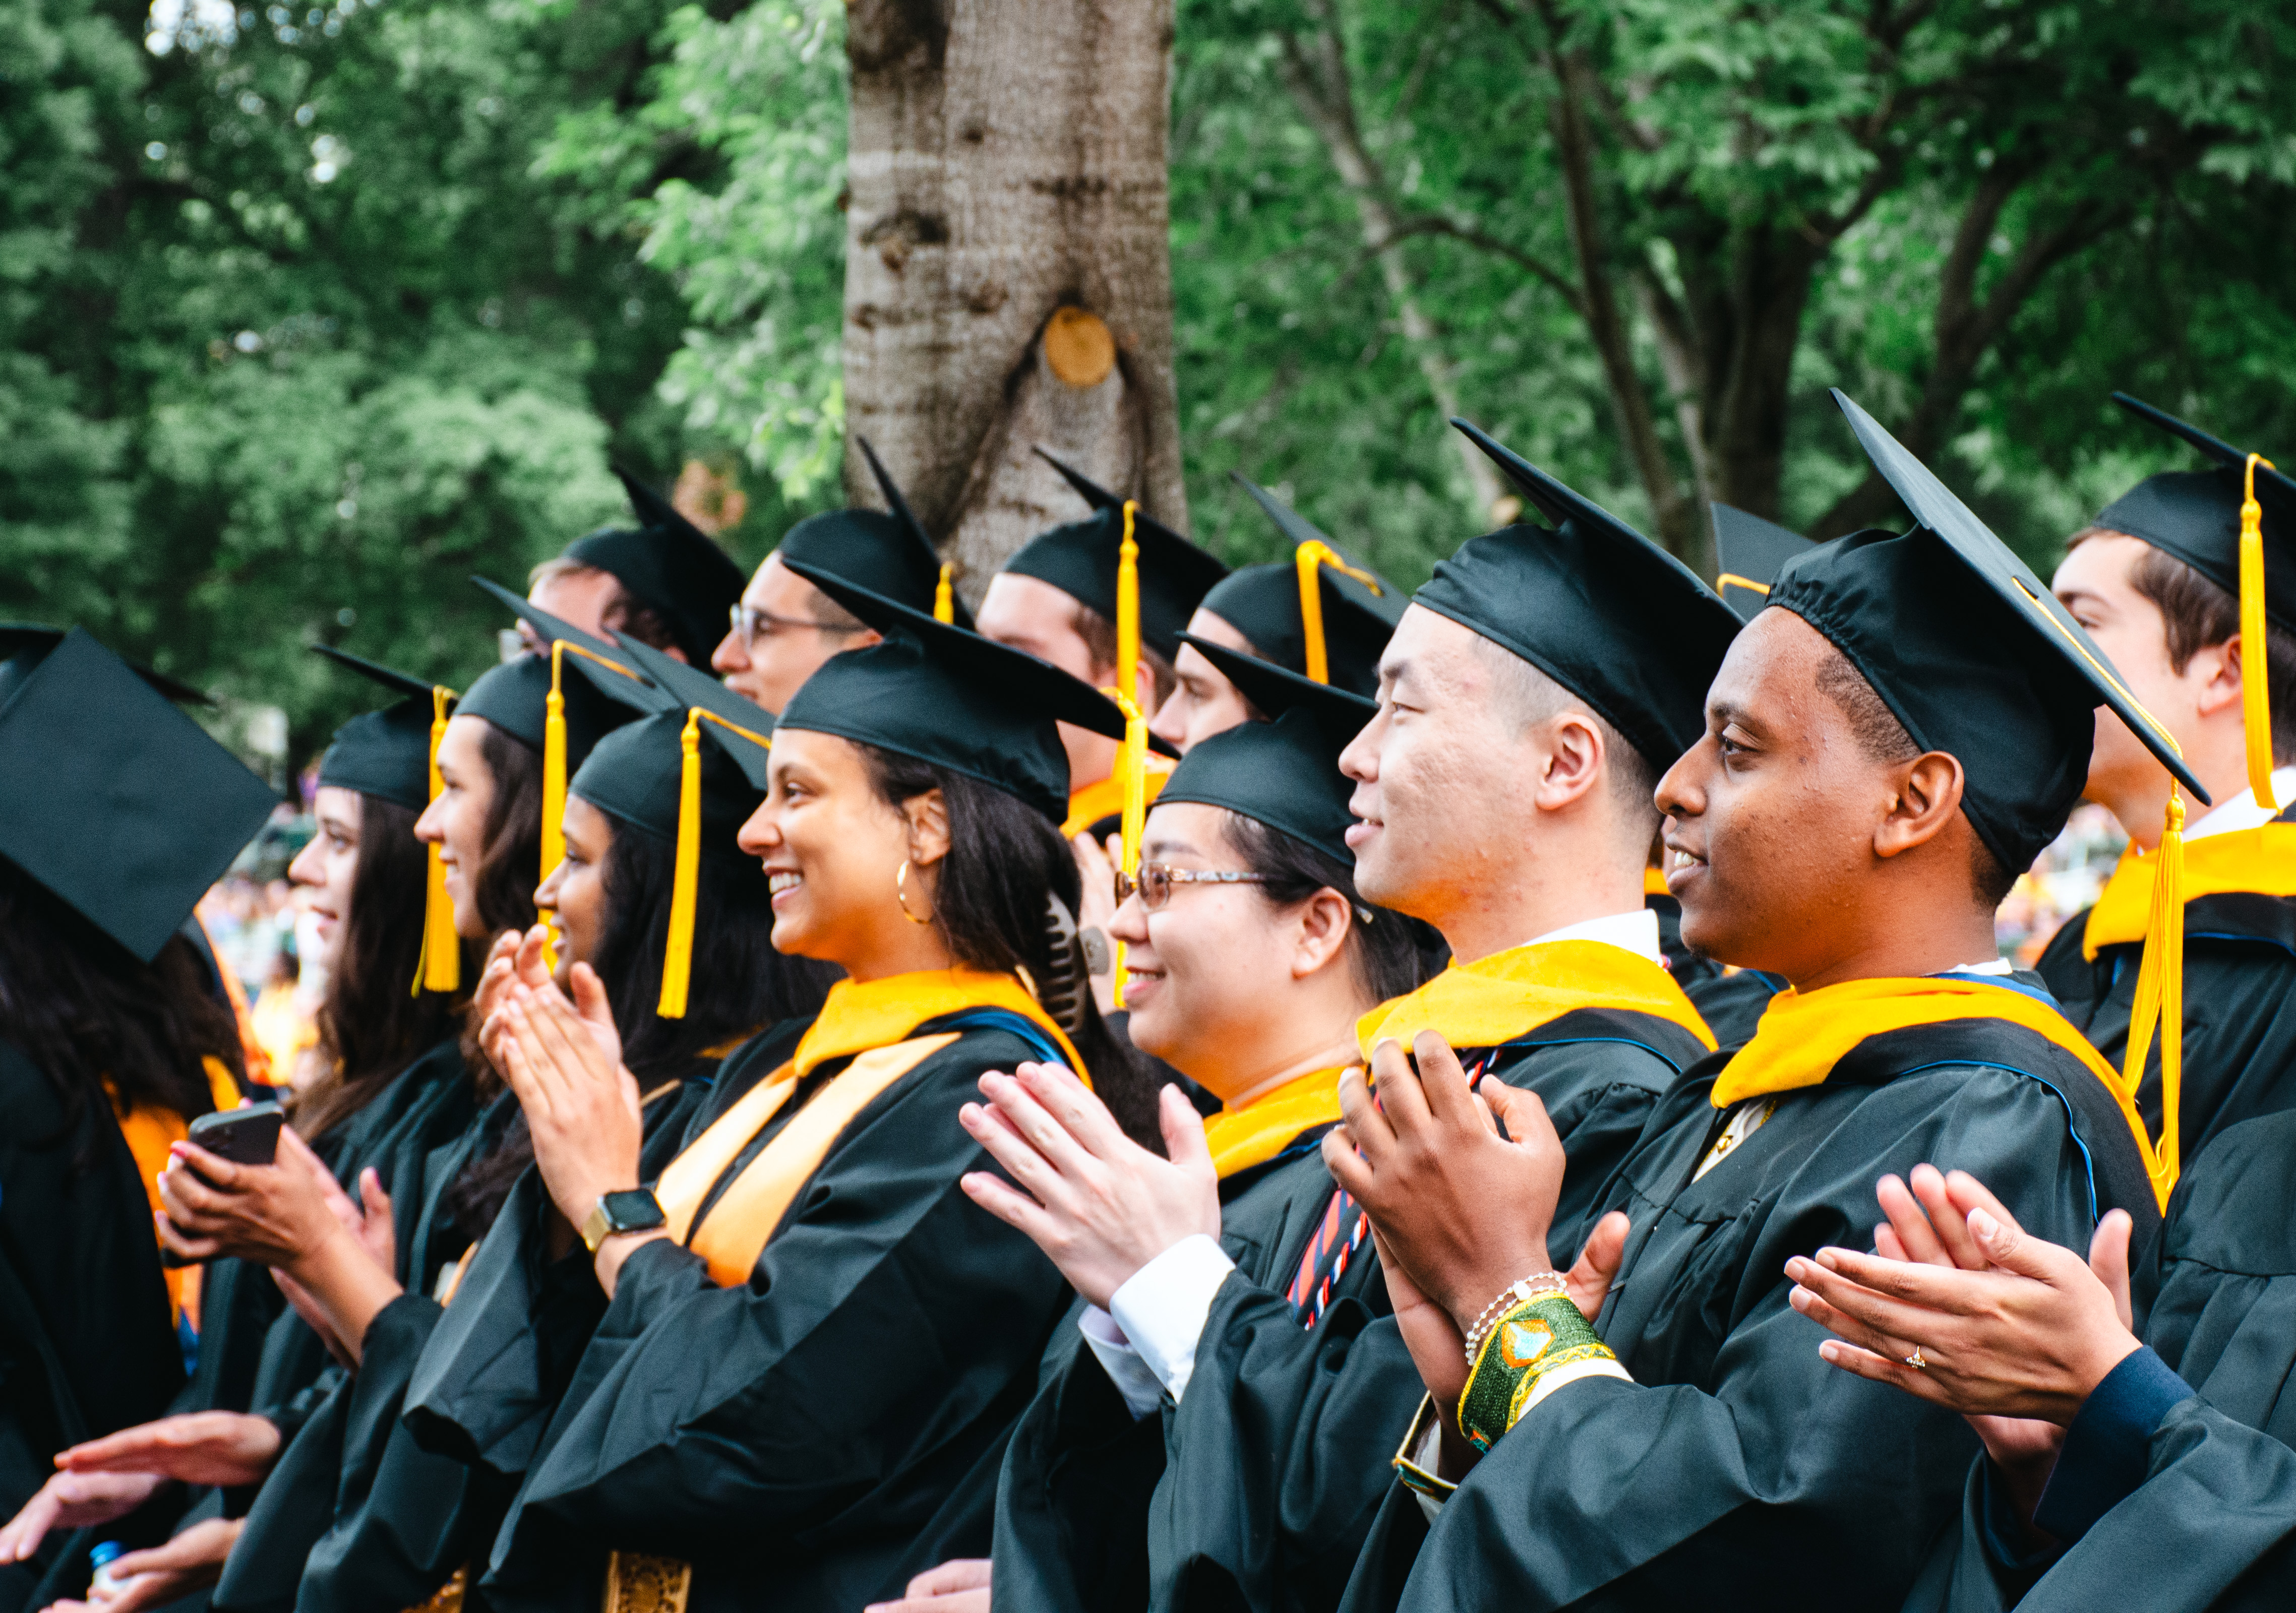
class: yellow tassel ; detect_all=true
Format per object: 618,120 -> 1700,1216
1292,540 -> 1384,686
658,710 -> 703,1019
539,642 -> 568,975
934,563 -> 955,625
2240,453 -> 2277,811
413,686 -> 461,995
2117,791 -> 2187,1210
1102,689 -> 1149,1003
1116,501 -> 1140,709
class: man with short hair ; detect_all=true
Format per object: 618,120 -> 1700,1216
1329,394 -> 2171,1613
2037,395 -> 2296,1160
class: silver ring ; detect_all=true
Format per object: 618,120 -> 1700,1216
1904,1348 -> 1927,1371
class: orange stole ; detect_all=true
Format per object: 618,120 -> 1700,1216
653,970 -> 1081,1288
111,1054 -> 243,1327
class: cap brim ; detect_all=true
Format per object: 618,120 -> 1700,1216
853,436 -> 974,632
470,575 -> 671,716
1229,473 -> 1406,621
2111,394 -> 2296,501
784,560 -> 1129,741
1832,389 -> 2212,805
1179,632 -> 1375,754
1710,504 -> 1817,625
1033,445 -> 1121,512
1453,419 -> 1655,555
608,632 -> 777,787
0,623 -> 212,706
311,642 -> 452,703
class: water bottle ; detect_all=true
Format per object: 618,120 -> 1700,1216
88,1541 -> 126,1596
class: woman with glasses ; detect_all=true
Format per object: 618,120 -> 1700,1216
887,664 -> 1445,1613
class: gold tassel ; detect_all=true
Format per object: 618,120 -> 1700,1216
1116,501 -> 1140,707
539,642 -> 568,974
2240,453 -> 2278,811
412,686 -> 461,995
1104,690 -> 1149,1002
2117,791 -> 2187,1210
934,563 -> 955,625
1293,540 -> 1384,686
658,711 -> 703,1018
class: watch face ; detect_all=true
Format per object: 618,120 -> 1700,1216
601,1189 -> 668,1232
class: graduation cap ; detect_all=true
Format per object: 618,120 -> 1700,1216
555,469 -> 749,666
0,629 -> 276,962
468,576 -> 657,969
0,623 -> 212,706
1010,447 -> 1231,665
1188,476 -> 1404,699
850,436 -> 971,630
1813,389 -> 2208,1210
1710,505 -> 1818,624
1164,635 -> 1374,863
2101,393 -> 2295,812
312,644 -> 468,992
547,634 -> 772,1018
774,444 -> 971,631
1423,420 -> 1743,772
779,558 -> 1126,825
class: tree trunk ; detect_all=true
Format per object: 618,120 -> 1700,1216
843,0 -> 1186,599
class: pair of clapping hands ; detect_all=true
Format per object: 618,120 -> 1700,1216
472,928 -> 649,1286
1788,1163 -> 2144,1532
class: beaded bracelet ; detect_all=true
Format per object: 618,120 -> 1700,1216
1456,1291 -> 1615,1453
1460,1271 -> 1567,1366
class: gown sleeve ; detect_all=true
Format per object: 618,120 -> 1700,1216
480,1030 -> 1072,1610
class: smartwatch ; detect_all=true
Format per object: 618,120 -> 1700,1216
580,1188 -> 668,1254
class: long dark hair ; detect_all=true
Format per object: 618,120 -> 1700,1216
295,795 -> 476,1140
1222,812 -> 1448,1006
861,746 -> 1162,1147
441,794 -> 843,1245
0,860 -> 244,1159
456,723 -> 547,1097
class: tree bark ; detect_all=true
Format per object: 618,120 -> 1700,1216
843,0 -> 1186,597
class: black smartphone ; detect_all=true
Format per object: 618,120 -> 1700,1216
187,1101 -> 285,1166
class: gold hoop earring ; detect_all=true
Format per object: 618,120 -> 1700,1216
896,859 -> 935,925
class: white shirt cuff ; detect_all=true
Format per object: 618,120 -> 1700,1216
1523,1355 -> 1633,1414
1107,1233 -> 1237,1405
1076,1306 -> 1165,1421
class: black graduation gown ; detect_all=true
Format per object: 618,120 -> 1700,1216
211,1054 -> 726,1613
993,1010 -> 1712,1613
459,1014 -> 1078,1613
2036,823 -> 2296,1168
1902,1108 -> 2296,1612
1338,1010 -> 2158,1613
0,1042 -> 192,1613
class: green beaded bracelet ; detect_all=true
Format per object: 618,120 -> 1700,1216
1456,1291 -> 1614,1452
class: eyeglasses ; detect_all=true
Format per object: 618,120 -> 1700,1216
727,602 -> 869,651
1114,862 -> 1271,910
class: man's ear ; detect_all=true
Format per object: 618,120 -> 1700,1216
903,788 -> 951,870
2191,635 -> 2244,722
1875,751 -> 1965,860
1533,711 -> 1607,813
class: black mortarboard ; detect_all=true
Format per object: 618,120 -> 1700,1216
780,560 -> 1127,823
1771,391 -> 2208,879
775,443 -> 970,629
311,645 -> 462,813
464,576 -> 654,757
1163,636 -> 1373,863
571,708 -> 761,863
847,436 -> 972,630
0,629 -> 276,961
1710,505 -> 1817,624
1005,449 -> 1231,662
1420,421 -> 1742,771
0,624 -> 212,706
2100,394 -> 2296,633
556,470 -> 749,665
1189,476 -> 1404,698
608,633 -> 776,789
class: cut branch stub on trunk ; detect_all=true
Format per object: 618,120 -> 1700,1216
843,0 -> 1186,604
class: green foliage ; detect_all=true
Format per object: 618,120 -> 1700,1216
9,0 -> 2296,764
